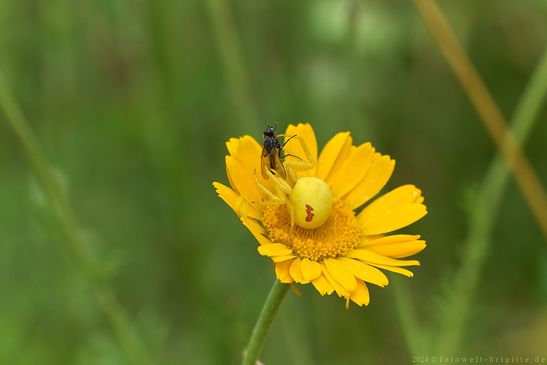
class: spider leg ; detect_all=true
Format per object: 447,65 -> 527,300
285,198 -> 295,232
254,170 -> 284,204
283,135 -> 316,175
266,169 -> 292,194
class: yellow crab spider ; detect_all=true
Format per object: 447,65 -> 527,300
254,135 -> 333,230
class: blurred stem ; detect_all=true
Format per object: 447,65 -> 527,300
0,70 -> 152,365
243,280 -> 289,365
414,0 -> 547,239
433,46 -> 547,355
392,2 -> 547,357
205,0 -> 258,131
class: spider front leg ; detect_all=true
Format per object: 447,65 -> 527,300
253,170 -> 286,204
280,135 -> 316,182
254,168 -> 293,203
253,169 -> 296,229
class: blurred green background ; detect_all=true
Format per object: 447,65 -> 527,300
0,0 -> 546,364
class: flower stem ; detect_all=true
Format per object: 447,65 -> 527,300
243,280 -> 289,365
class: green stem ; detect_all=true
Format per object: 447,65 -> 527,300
435,47 -> 547,355
414,0 -> 547,238
0,70 -> 151,365
243,280 -> 289,365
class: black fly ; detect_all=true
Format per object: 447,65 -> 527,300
261,124 -> 296,180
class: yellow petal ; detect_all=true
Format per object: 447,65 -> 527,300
275,260 -> 294,283
272,255 -> 296,263
321,262 -> 347,297
284,123 -> 318,177
225,135 -> 277,201
225,156 -> 262,204
324,258 -> 357,292
328,143 -> 375,197
225,157 -> 237,193
358,185 -> 427,235
213,182 -> 261,219
236,136 -> 270,185
240,197 -> 262,219
312,274 -> 334,296
362,234 -> 421,245
347,249 -> 420,267
232,136 -> 275,191
362,235 -> 427,258
337,257 -> 389,287
373,264 -> 415,277
344,153 -> 395,210
257,243 -> 293,257
289,258 -> 308,284
350,280 -> 370,306
370,184 -> 423,208
213,181 -> 239,212
316,132 -> 352,181
234,135 -> 262,160
241,215 -> 265,234
301,258 -> 322,281
226,137 -> 239,156
241,217 -> 271,246
359,204 -> 427,235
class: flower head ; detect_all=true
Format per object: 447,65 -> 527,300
213,123 -> 427,307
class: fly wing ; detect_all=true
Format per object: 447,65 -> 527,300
261,147 -> 287,180
261,146 -> 270,180
270,151 -> 287,179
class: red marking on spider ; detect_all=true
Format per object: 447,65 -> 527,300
305,204 -> 314,222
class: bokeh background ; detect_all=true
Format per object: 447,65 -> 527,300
1,0 -> 546,364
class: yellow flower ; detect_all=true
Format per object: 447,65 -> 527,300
213,123 -> 427,307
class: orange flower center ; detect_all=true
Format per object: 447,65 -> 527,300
262,199 -> 361,261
